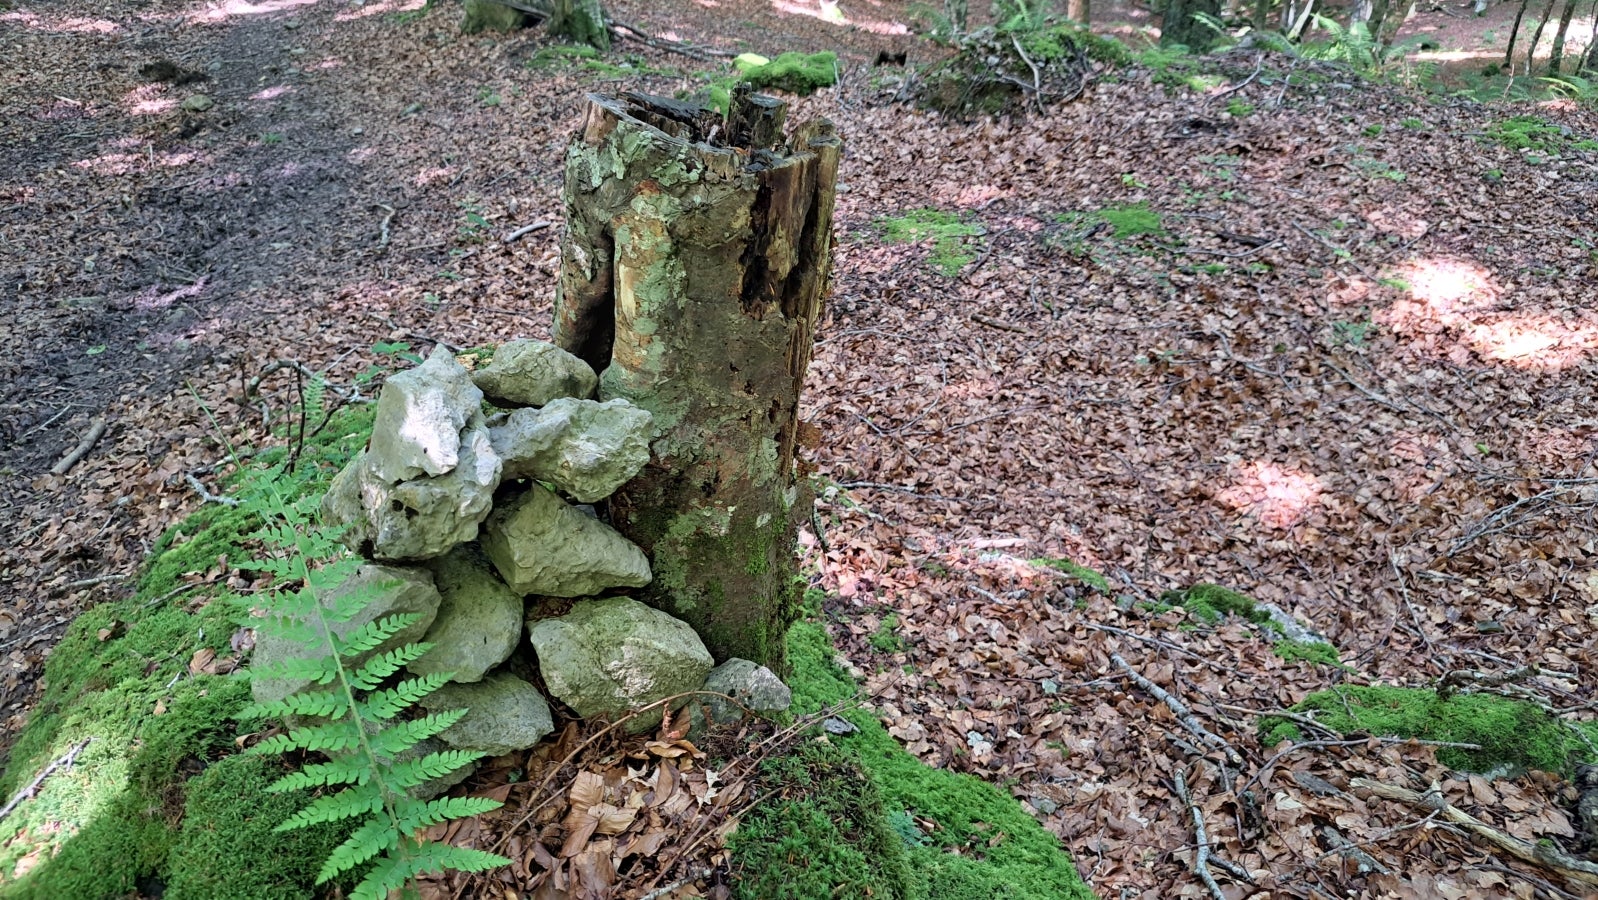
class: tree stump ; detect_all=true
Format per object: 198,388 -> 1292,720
553,90 -> 841,671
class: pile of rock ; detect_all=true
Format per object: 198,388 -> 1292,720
253,340 -> 790,784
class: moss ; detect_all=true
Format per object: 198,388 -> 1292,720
1097,202 -> 1164,239
525,43 -> 601,70
460,0 -> 526,34
1029,558 -> 1109,592
1163,583 -> 1269,626
869,613 -> 906,653
1271,639 -> 1346,669
879,209 -> 985,277
1261,686 -> 1598,774
751,619 -> 1094,899
165,755 -> 352,900
737,51 -> 839,95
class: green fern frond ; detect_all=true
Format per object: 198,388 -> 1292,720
348,839 -> 511,900
249,716 -> 363,756
275,781 -> 385,832
359,673 -> 454,722
386,750 -> 487,791
268,754 -> 377,792
334,614 -> 425,658
347,644 -> 434,691
240,655 -> 342,689
368,710 -> 469,756
249,688 -> 350,721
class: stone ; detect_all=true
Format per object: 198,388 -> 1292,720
527,597 -> 713,733
490,398 -> 653,502
418,673 -> 554,757
471,339 -> 598,408
250,565 -> 441,708
702,658 -> 792,724
480,485 -> 650,596
410,546 -> 524,683
180,94 -> 213,112
368,346 -> 484,483
320,420 -> 501,561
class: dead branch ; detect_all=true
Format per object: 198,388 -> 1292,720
607,18 -> 735,60
970,313 -> 1030,334
503,220 -> 551,243
1438,664 -> 1539,700
185,472 -> 241,507
0,739 -> 91,823
50,417 -> 107,476
1352,777 -> 1598,888
1111,653 -> 1243,766
1173,768 -> 1228,900
375,203 -> 395,249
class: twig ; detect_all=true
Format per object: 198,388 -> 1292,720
1110,653 -> 1243,766
1217,52 -> 1265,96
970,313 -> 1030,334
375,204 -> 395,249
1319,824 -> 1390,874
1080,623 -> 1235,675
1353,777 -> 1598,886
0,739 -> 91,823
1009,32 -> 1044,113
185,472 -> 241,507
608,18 -> 735,60
1173,768 -> 1227,900
22,405 -> 74,439
1438,664 -> 1538,700
503,220 -> 551,243
638,869 -> 711,900
63,574 -> 127,589
50,417 -> 107,475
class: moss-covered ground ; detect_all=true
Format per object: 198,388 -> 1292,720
878,208 -> 986,277
1161,583 -> 1346,669
0,405 -> 373,899
729,596 -> 1095,900
1262,685 -> 1598,775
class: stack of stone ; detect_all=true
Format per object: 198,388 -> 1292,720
252,340 -> 790,787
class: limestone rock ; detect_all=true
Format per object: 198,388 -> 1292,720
320,420 -> 501,561
703,658 -> 792,724
472,339 -> 598,408
369,346 -> 484,483
480,485 -> 650,596
419,673 -> 554,757
410,546 -> 523,683
250,565 -> 440,707
490,398 -> 653,502
527,597 -> 713,733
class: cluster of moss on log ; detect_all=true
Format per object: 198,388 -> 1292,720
917,24 -> 1126,116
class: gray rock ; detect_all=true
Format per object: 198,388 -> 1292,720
369,346 -> 484,483
472,339 -> 598,408
419,673 -> 554,757
527,597 -> 713,733
321,420 -> 501,561
490,398 -> 653,503
251,564 -> 441,708
410,546 -> 524,683
703,658 -> 792,724
181,94 -> 213,112
480,485 -> 650,596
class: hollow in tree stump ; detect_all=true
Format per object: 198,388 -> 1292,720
553,90 -> 841,671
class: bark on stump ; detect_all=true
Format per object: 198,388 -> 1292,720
553,90 -> 841,671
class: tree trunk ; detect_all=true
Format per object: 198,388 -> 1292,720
548,0 -> 609,49
1067,0 -> 1091,24
1525,0 -> 1559,73
1504,0 -> 1532,68
553,90 -> 841,672
1162,0 -> 1222,48
1547,0 -> 1580,72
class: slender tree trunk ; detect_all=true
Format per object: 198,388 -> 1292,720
548,0 -> 609,49
1163,0 -> 1222,48
1068,0 -> 1091,24
1504,0 -> 1532,69
1252,0 -> 1270,31
1547,0 -> 1580,72
1525,0 -> 1559,73
553,90 -> 841,671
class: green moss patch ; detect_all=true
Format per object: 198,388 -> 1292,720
1261,685 -> 1598,775
1161,584 -> 1345,669
878,209 -> 986,277
1096,202 -> 1164,239
738,616 -> 1093,899
1029,558 -> 1109,593
734,51 -> 839,94
0,405 -> 374,896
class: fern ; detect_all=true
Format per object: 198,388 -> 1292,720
236,467 -> 509,894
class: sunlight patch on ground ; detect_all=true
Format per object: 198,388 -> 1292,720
0,10 -> 121,33
1214,461 -> 1323,529
185,0 -> 320,24
123,84 -> 177,116
415,165 -> 457,186
1461,314 -> 1598,369
125,278 -> 209,311
72,150 -> 200,176
348,146 -> 377,162
250,84 -> 294,100
313,57 -> 344,69
334,0 -> 422,21
772,0 -> 847,24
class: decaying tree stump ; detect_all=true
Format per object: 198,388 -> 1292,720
553,89 -> 841,671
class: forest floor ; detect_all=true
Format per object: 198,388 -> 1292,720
4,0 -> 1598,896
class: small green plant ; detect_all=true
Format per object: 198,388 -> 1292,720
236,471 -> 509,899
262,132 -> 286,145
1271,639 -> 1345,668
1400,117 -> 1428,130
1120,172 -> 1149,189
475,86 -> 501,107
1332,318 -> 1374,346
869,613 -> 907,653
1097,202 -> 1164,239
1363,123 -> 1383,137
456,202 -> 490,244
1030,558 -> 1110,592
879,208 -> 986,276
1483,114 -> 1596,153
1225,98 -> 1254,117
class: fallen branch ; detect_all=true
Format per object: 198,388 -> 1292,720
970,313 -> 1030,334
1352,777 -> 1598,887
1110,653 -> 1243,766
50,417 -> 107,475
185,472 -> 241,507
1173,768 -> 1227,900
375,204 -> 395,249
1438,664 -> 1539,700
607,18 -> 736,60
503,220 -> 551,243
1319,824 -> 1390,874
0,739 -> 91,823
